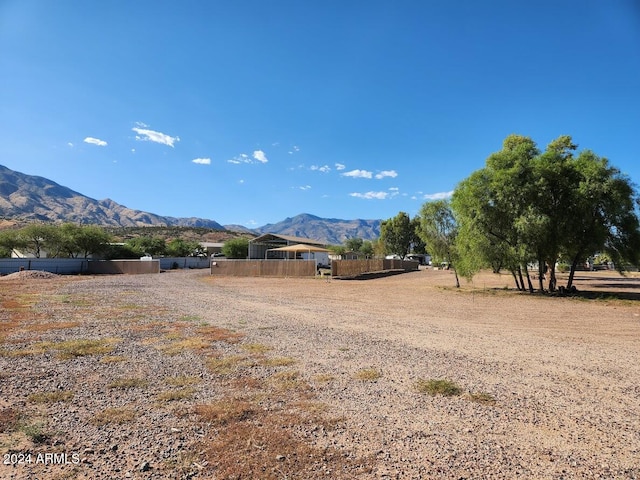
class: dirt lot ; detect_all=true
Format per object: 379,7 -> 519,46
1,268 -> 639,479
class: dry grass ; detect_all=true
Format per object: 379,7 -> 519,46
466,392 -> 497,405
200,409 -> 373,479
194,398 -> 255,426
158,337 -> 211,355
196,325 -> 244,343
2,337 -> 123,359
260,356 -> 297,367
92,407 -> 137,426
157,388 -> 197,402
269,370 -> 310,393
416,378 -> 463,397
206,354 -> 249,375
22,321 -> 81,333
313,373 -> 336,383
354,368 -> 382,381
28,390 -> 74,404
54,338 -> 120,359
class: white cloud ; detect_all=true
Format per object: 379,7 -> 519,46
228,154 -> 250,164
342,169 -> 373,179
253,150 -> 268,163
299,185 -> 312,190
192,158 -> 211,165
310,164 -> 331,173
132,126 -> 179,147
84,137 -> 107,147
288,145 -> 300,154
335,163 -> 346,171
349,191 -> 389,200
67,142 -> 74,148
423,190 -> 454,200
375,170 -> 398,179
228,151 -> 268,164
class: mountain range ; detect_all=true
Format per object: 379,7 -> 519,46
0,164 -> 381,244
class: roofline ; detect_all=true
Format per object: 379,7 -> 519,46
250,233 -> 326,246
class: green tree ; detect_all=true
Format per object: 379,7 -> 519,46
360,240 -> 375,258
58,224 -> 112,258
103,243 -> 140,260
17,224 -> 60,258
371,238 -> 385,258
525,135 -> 579,291
560,150 -> 640,289
452,134 -> 540,290
166,238 -> 202,257
452,134 -> 640,293
380,211 -> 413,258
344,237 -> 364,253
222,238 -> 249,259
126,236 -> 167,257
0,229 -> 26,257
417,200 -> 460,287
329,245 -> 347,257
410,217 -> 427,254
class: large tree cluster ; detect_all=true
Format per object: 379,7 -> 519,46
0,223 -> 207,259
444,134 -> 640,292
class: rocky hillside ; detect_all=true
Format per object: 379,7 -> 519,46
0,164 -> 224,229
0,164 -> 381,243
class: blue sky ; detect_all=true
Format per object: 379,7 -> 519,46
1,1 -> 639,228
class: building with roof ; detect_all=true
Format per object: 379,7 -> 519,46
248,233 -> 327,260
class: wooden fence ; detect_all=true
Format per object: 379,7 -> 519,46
0,257 -> 208,275
210,259 -> 317,277
87,260 -> 160,275
331,259 -> 419,277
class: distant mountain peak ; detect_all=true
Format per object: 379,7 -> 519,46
0,164 -> 224,229
251,212 -> 380,245
0,165 -> 381,243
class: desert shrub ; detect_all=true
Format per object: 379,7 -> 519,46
416,378 -> 462,396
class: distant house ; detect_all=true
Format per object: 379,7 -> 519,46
329,250 -> 360,261
248,234 -> 329,264
200,242 -> 224,257
11,249 -> 49,259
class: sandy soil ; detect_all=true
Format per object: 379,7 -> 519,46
1,268 -> 639,479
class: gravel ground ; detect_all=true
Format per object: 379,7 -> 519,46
1,268 -> 639,479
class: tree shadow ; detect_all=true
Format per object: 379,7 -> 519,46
573,290 -> 640,301
549,274 -> 640,301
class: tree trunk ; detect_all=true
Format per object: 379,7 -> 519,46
517,267 -> 526,292
537,256 -> 545,292
511,270 -> 522,291
548,261 -> 557,292
524,264 -> 535,293
566,253 -> 582,290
